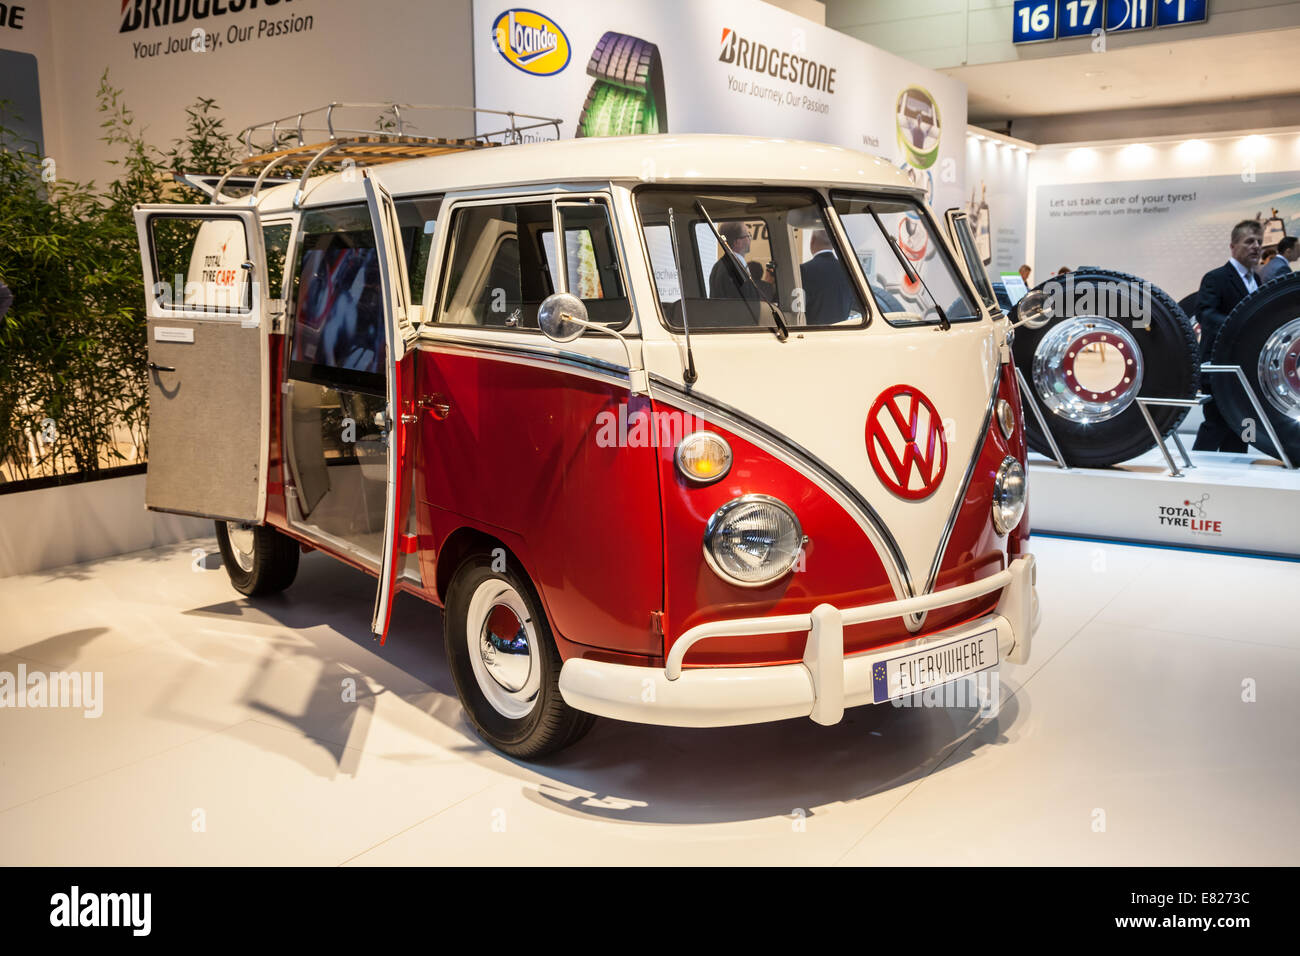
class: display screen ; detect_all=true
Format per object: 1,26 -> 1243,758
1000,273 -> 1030,304
290,232 -> 386,394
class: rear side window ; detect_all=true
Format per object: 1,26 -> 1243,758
436,199 -> 629,330
263,222 -> 292,299
288,204 -> 385,394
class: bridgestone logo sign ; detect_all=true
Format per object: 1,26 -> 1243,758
119,0 -> 296,32
718,27 -> 836,94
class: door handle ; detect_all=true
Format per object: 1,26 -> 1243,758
418,394 -> 452,420
148,361 -> 176,372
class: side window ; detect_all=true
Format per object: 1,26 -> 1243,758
147,214 -> 251,314
287,203 -> 385,394
438,199 -> 629,330
394,196 -> 442,305
262,222 -> 292,299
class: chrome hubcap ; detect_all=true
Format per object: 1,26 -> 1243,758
466,579 -> 540,719
226,522 -> 255,572
1258,316 -> 1300,424
1032,316 -> 1143,424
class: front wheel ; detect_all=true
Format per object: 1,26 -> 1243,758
443,554 -> 595,759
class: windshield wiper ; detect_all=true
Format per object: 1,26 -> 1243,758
666,206 -> 698,386
866,203 -> 950,331
694,199 -> 789,341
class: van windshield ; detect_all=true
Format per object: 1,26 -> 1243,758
831,192 -> 981,327
635,187 -> 866,332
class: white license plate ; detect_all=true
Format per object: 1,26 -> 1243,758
871,628 -> 998,703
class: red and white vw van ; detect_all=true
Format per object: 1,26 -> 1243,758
135,126 -> 1042,757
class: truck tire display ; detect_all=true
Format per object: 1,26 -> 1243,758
1208,270 -> 1300,462
1012,268 -> 1200,468
577,31 -> 667,137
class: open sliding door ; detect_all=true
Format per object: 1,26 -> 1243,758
363,173 -> 418,640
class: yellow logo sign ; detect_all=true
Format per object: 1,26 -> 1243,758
491,9 -> 570,76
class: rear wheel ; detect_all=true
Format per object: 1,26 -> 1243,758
1210,270 -> 1300,461
1012,267 -> 1199,467
214,520 -> 299,596
443,554 -> 595,758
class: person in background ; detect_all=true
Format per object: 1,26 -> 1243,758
1018,264 -> 1032,285
1259,236 -> 1298,283
1192,219 -> 1263,452
708,221 -> 757,300
0,278 -> 12,320
1056,266 -> 1071,276
799,229 -> 858,325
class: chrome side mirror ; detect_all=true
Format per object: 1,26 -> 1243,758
1011,288 -> 1054,330
538,292 -> 588,343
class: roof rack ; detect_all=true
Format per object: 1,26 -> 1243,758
212,102 -> 563,207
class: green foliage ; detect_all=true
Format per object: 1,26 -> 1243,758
0,71 -> 238,483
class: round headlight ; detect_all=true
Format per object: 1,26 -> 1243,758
703,495 -> 803,588
676,431 -> 732,484
997,398 -> 1016,440
992,456 -> 1026,534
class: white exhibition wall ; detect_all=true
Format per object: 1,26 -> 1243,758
472,0 -> 969,214
964,128 -> 1030,277
1027,129 -> 1300,301
1,0 -> 477,185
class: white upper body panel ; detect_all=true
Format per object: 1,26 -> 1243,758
250,134 -> 922,213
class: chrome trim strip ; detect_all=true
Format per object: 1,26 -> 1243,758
921,365 -> 1003,599
649,375 -> 917,612
415,337 -> 634,388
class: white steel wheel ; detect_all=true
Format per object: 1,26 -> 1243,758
225,522 -> 256,573
464,579 -> 542,720
442,554 -> 596,759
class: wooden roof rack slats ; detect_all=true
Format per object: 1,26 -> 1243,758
210,102 -> 563,206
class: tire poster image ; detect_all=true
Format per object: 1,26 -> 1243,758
473,0 -> 968,213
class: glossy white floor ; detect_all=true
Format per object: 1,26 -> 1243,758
0,533 -> 1296,866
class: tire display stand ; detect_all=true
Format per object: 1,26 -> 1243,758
1021,365 -> 1300,558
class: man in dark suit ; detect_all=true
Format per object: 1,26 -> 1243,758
799,230 -> 860,325
1259,236 -> 1298,283
1193,219 -> 1262,452
707,221 -> 757,301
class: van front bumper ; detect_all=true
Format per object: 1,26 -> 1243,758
558,554 -> 1038,728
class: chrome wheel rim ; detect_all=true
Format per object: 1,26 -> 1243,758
1032,316 -> 1143,424
226,522 -> 255,572
1258,316 -> 1300,424
466,579 -> 540,720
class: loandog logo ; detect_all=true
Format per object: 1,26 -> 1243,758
1157,494 -> 1222,536
866,384 -> 947,500
491,9 -> 570,76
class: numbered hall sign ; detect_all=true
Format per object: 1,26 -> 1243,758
1105,0 -> 1155,32
1013,1 -> 1056,43
1056,0 -> 1103,38
1156,0 -> 1208,27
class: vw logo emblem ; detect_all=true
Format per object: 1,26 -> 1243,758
866,384 -> 948,500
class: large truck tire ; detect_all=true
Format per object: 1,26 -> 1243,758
576,31 -> 667,138
578,82 -> 657,137
1208,270 -> 1300,462
1012,267 -> 1199,468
